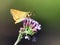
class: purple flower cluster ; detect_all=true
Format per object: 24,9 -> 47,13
22,18 -> 41,32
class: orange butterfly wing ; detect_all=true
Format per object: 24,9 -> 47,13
10,9 -> 30,24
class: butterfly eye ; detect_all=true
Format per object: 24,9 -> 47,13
29,12 -> 32,15
26,12 -> 32,17
29,12 -> 31,15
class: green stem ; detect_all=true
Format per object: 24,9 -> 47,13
14,32 -> 23,45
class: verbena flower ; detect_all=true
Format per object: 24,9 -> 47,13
22,18 -> 41,32
19,18 -> 41,40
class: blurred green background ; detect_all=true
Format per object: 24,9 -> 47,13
0,0 -> 60,45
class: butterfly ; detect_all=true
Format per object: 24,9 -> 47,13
10,9 -> 32,24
